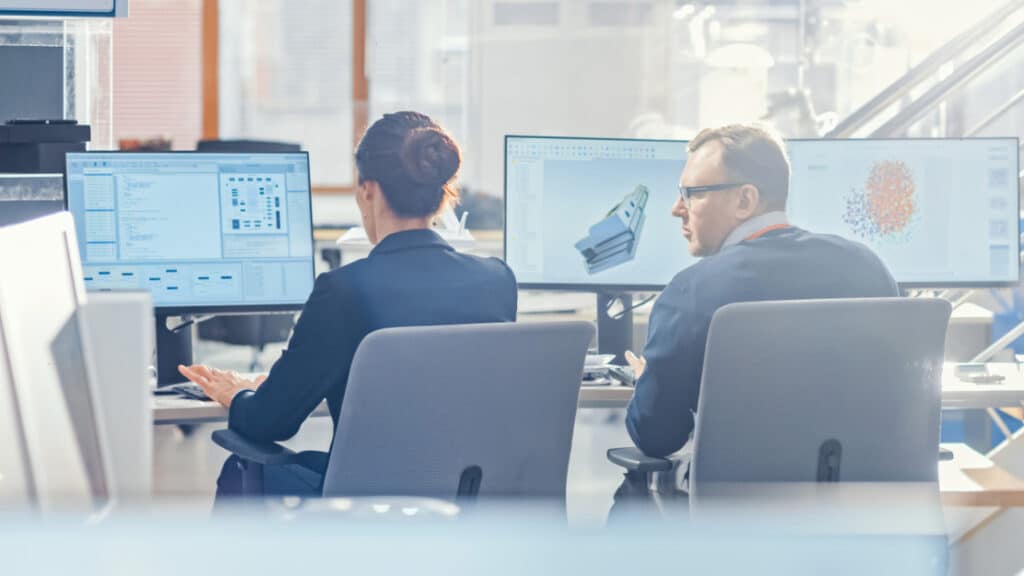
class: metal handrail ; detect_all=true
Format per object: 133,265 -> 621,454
825,0 -> 1024,138
869,18 -> 1024,137
965,87 -> 1024,136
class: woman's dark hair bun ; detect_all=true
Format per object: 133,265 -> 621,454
355,111 -> 462,218
399,127 -> 461,187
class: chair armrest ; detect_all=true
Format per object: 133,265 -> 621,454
607,447 -> 674,473
212,429 -> 299,466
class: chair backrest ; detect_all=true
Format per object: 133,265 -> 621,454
322,321 -> 595,501
197,314 -> 294,348
690,298 -> 951,498
195,139 -> 301,153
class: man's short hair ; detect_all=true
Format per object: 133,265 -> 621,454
689,124 -> 790,210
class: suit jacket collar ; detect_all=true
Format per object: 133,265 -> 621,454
370,228 -> 454,256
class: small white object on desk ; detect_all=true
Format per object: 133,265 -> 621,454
336,208 -> 476,253
942,362 -> 1024,409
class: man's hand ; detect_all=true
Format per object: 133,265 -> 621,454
177,364 -> 267,408
624,350 -> 647,379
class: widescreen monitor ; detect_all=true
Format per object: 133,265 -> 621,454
786,138 -> 1019,288
504,135 -> 1020,289
65,152 -> 316,314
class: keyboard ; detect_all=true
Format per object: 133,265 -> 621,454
157,372 -> 262,401
163,382 -> 211,401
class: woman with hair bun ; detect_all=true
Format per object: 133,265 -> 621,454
179,112 -> 517,499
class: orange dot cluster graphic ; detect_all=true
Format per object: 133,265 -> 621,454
844,160 -> 917,240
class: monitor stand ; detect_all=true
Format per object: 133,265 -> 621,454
596,292 -> 633,364
155,313 -> 193,386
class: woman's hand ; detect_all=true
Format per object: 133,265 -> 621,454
624,350 -> 647,379
177,364 -> 267,408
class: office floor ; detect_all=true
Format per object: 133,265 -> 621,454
153,338 -> 632,525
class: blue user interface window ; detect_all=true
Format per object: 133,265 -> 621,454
65,152 -> 315,310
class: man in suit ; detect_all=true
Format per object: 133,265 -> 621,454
618,124 -> 898,499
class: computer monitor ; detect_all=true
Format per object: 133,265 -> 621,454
787,137 -> 1020,288
504,136 -> 693,291
64,152 -> 316,314
0,212 -> 112,512
504,135 -> 1021,290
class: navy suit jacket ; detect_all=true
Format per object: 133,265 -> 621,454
228,229 -> 518,443
626,226 -> 899,457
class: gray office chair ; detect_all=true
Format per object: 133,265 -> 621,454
608,298 -> 952,506
213,321 -> 595,503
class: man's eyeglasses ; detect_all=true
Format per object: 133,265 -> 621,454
678,182 -> 746,201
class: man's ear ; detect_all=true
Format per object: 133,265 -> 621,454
735,184 -> 761,218
358,180 -> 377,204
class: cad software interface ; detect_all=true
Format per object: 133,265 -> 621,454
506,136 -> 1020,287
65,152 -> 315,309
505,137 -> 694,287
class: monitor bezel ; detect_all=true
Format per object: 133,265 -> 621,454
64,150 -> 316,315
503,134 -> 1022,292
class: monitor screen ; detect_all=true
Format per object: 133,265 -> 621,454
787,138 -> 1020,287
505,135 -> 1020,289
505,136 -> 694,290
65,152 -> 316,313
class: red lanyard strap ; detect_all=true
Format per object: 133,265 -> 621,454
744,224 -> 790,241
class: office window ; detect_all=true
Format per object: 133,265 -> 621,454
112,0 -> 203,149
367,0 -> 469,163
218,0 -> 354,188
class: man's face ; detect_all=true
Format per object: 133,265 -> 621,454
672,142 -> 744,257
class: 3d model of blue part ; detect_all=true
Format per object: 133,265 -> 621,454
574,184 -> 648,274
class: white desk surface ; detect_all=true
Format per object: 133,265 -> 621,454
153,388 -> 627,425
949,302 -> 993,324
154,396 -> 330,425
940,443 -> 1024,507
940,362 -> 1024,409
154,361 -> 1024,425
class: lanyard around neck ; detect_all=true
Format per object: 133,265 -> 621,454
743,223 -> 790,241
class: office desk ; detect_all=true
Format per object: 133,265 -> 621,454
940,442 -> 1024,507
940,362 -> 1024,410
154,396 -> 331,425
584,362 -> 1024,411
155,362 -> 1024,425
154,388 -> 628,425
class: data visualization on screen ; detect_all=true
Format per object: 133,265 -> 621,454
505,136 -> 693,290
65,152 -> 315,311
506,135 -> 1020,290
787,138 -> 1019,287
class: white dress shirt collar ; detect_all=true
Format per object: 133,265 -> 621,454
720,211 -> 789,250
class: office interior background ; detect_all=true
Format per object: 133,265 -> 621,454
5,0 -> 1024,574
